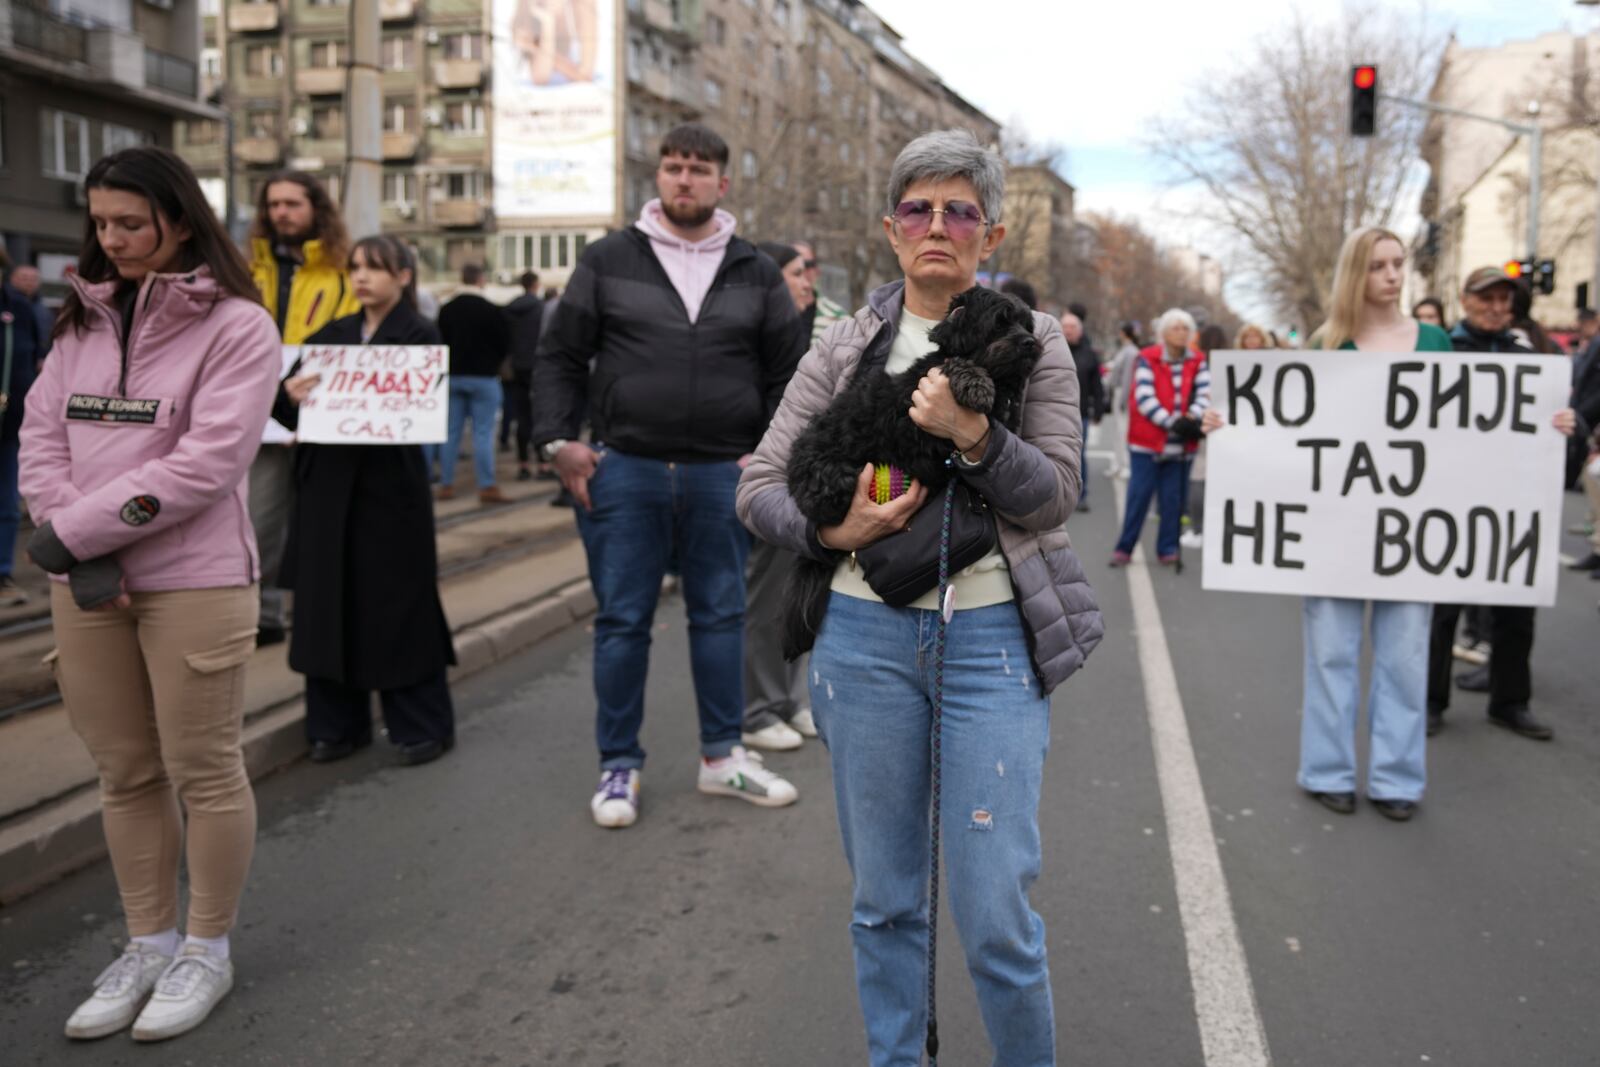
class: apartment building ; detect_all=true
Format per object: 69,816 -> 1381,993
194,0 -> 998,298
0,0 -> 217,284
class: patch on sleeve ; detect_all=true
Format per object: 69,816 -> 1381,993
119,495 -> 161,527
66,395 -> 161,424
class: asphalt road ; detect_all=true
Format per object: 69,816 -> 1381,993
1,468 -> 1596,1066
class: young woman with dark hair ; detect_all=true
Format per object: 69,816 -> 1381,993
273,235 -> 458,766
20,146 -> 281,1041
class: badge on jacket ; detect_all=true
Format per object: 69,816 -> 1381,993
120,495 -> 161,526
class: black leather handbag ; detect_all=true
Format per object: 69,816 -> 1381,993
855,480 -> 998,607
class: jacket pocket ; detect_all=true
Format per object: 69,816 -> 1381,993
184,630 -> 258,674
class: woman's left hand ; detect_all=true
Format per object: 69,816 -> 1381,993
1553,408 -> 1577,436
284,374 -> 322,406
909,367 -> 988,449
1201,410 -> 1227,434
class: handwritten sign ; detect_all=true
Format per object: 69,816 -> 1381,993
1202,349 -> 1568,606
290,345 -> 448,445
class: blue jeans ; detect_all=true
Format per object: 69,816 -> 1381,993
0,436 -> 18,578
575,449 -> 749,769
1115,452 -> 1189,558
1300,597 -> 1429,801
810,593 -> 1055,1067
440,375 -> 501,490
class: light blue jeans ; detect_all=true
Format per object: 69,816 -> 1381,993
810,593 -> 1055,1067
1299,597 -> 1429,802
440,375 -> 501,490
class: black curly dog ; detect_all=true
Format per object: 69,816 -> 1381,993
782,286 -> 1043,656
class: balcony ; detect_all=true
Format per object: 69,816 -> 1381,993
433,199 -> 484,227
431,58 -> 482,89
7,3 -> 89,64
227,1 -> 280,32
382,131 -> 419,159
236,136 -> 283,165
379,0 -> 415,20
145,48 -> 197,97
295,66 -> 344,95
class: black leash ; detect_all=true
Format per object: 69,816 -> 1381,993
925,478 -> 956,1065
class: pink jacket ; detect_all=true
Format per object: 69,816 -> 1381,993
20,269 -> 281,592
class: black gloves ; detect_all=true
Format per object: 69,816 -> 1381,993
1169,416 -> 1204,443
27,521 -> 126,609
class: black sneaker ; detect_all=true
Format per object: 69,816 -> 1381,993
1370,798 -> 1417,822
397,736 -> 455,766
1569,552 -> 1600,572
1488,706 -> 1554,741
1455,665 -> 1490,692
1308,790 -> 1357,815
309,734 -> 373,763
1426,709 -> 1444,736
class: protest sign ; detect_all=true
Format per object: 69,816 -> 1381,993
290,345 -> 448,445
1202,348 -> 1568,606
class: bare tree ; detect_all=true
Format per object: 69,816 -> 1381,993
1146,4 -> 1446,330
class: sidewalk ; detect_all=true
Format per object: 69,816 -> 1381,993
0,449 -> 598,905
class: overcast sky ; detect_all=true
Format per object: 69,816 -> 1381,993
863,0 -> 1592,317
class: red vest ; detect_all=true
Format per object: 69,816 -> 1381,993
1126,345 -> 1203,454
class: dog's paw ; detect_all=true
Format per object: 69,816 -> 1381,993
945,359 -> 996,414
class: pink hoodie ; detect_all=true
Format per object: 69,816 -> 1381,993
20,269 -> 282,592
635,198 -> 737,324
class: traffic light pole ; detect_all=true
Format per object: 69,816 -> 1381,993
1378,93 -> 1542,262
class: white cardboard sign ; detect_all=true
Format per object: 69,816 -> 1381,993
289,345 -> 449,445
1201,348 -> 1568,606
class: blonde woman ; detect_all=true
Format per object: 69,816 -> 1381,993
1235,323 -> 1273,350
1297,227 -> 1451,820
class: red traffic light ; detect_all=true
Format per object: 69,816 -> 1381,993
1503,260 -> 1524,278
1353,65 -> 1377,90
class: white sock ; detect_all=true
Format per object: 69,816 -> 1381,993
131,928 -> 181,957
182,933 -> 230,961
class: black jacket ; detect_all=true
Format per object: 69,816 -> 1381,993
1573,336 -> 1600,440
1449,319 -> 1532,355
1073,336 -> 1105,422
273,301 -> 456,689
438,291 -> 510,378
532,226 -> 804,462
1,282 -> 43,442
505,293 -> 544,374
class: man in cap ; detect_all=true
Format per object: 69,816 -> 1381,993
1427,266 -> 1577,740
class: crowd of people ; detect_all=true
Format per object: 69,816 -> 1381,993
0,116 -> 1594,1065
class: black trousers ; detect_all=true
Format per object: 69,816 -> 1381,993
499,372 -> 533,463
1427,604 -> 1535,714
305,672 -> 455,746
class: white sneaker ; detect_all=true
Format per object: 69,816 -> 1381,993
741,720 -> 804,751
698,746 -> 798,807
591,768 -> 640,828
64,942 -> 173,1040
791,707 -> 818,738
130,945 -> 233,1042
1179,530 -> 1204,549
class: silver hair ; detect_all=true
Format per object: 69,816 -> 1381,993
1154,308 -> 1197,337
886,129 -> 1005,225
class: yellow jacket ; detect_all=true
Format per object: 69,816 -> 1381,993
249,237 -> 361,344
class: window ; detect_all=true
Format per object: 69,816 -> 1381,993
311,103 -> 343,139
40,108 -> 90,180
308,40 -> 345,68
705,14 -> 725,45
738,92 -> 753,121
539,234 -> 552,268
381,34 -> 414,69
201,47 -> 221,78
184,119 -> 222,144
382,172 -> 415,202
307,0 -> 345,7
773,0 -> 789,22
102,122 -> 150,156
383,98 -> 415,132
574,233 -> 587,260
816,69 -> 831,96
741,149 -> 757,179
441,33 -> 483,60
444,172 -> 484,198
200,0 -> 219,13
245,108 -> 279,137
557,234 -> 569,268
838,141 -> 849,163
816,186 -> 829,212
773,45 -> 786,82
442,100 -> 484,133
840,186 -> 850,210
625,37 -> 640,81
244,44 -> 282,77
703,78 -> 722,108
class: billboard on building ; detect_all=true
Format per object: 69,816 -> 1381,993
492,0 -> 619,222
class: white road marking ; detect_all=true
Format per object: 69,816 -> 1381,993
1114,485 -> 1274,1066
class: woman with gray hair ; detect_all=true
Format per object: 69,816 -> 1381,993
1109,307 -> 1212,566
737,128 -> 1102,1065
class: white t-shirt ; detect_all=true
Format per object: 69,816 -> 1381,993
829,307 -> 1014,611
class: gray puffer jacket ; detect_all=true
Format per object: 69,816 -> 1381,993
736,281 -> 1104,693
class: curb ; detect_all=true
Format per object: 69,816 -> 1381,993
0,576 -> 602,906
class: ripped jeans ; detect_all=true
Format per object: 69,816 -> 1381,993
810,593 -> 1055,1067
